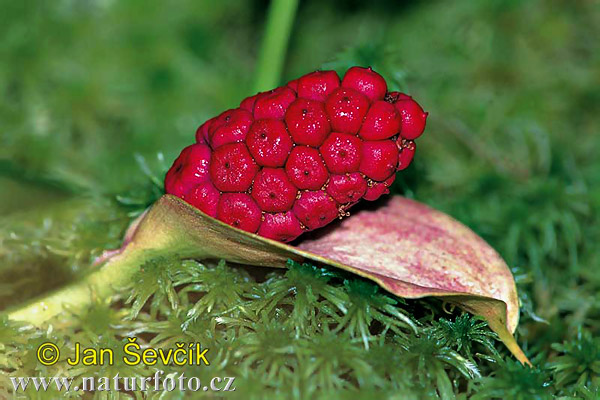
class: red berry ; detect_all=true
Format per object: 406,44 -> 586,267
245,119 -> 293,167
253,87 -> 296,120
364,175 -> 395,201
195,117 -> 216,144
217,193 -> 262,233
359,100 -> 401,140
286,79 -> 299,92
210,109 -> 239,136
320,132 -> 363,174
167,67 -> 427,242
326,173 -> 367,204
363,184 -> 388,201
165,144 -> 212,197
209,109 -> 253,148
342,66 -> 387,102
397,139 -> 416,170
297,70 -> 340,102
285,146 -> 329,190
240,93 -> 258,112
285,98 -> 331,147
325,87 -> 370,134
209,143 -> 258,192
394,95 -> 428,140
251,168 -> 298,212
359,140 -> 399,181
184,181 -> 220,217
292,191 -> 339,230
257,212 -> 304,242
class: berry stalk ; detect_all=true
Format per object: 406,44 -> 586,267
7,244 -> 150,325
253,0 -> 300,92
6,195 -> 297,326
5,195 -> 531,366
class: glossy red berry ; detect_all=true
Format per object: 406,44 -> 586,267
397,139 -> 416,170
165,144 -> 211,197
285,146 -> 329,190
285,98 -> 331,147
297,70 -> 340,102
166,66 -> 426,242
240,93 -> 258,112
320,132 -> 362,174
209,109 -> 253,148
195,117 -> 216,144
251,168 -> 298,212
359,140 -> 399,181
253,87 -> 296,120
217,193 -> 262,233
325,87 -> 370,134
286,79 -> 299,92
326,173 -> 368,204
387,92 -> 428,140
183,181 -> 220,217
364,175 -> 395,201
341,66 -> 387,102
292,191 -> 339,230
359,101 -> 401,140
245,119 -> 293,167
209,143 -> 258,192
257,211 -> 304,242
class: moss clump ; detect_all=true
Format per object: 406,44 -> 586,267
1,0 -> 599,398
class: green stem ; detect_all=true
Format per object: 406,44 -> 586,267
7,246 -> 152,325
253,0 -> 300,92
5,195 -> 532,367
6,195 -> 295,326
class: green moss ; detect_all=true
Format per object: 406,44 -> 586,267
1,0 -> 599,398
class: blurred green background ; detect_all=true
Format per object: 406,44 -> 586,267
1,0 -> 599,398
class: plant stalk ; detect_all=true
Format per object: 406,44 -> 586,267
7,246 -> 152,325
5,195 -> 531,366
253,0 -> 300,92
6,195 -> 295,326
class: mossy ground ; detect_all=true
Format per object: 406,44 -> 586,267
1,0 -> 599,398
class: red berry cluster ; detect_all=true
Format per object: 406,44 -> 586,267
165,67 -> 427,242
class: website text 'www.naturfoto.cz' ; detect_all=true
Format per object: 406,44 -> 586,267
11,371 -> 236,394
